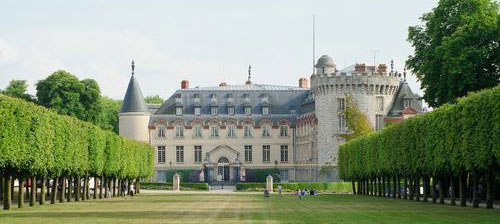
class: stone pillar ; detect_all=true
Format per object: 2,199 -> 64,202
173,174 -> 180,192
266,175 -> 273,193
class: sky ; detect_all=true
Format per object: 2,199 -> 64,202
0,0 -> 437,101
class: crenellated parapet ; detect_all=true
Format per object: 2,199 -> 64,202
310,72 -> 400,96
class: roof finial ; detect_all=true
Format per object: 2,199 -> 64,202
246,65 -> 252,85
403,67 -> 407,82
131,60 -> 135,76
390,59 -> 394,74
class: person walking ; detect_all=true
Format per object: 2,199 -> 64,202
121,182 -> 126,197
278,185 -> 283,197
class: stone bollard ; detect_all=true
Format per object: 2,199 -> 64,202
173,174 -> 180,192
266,175 -> 273,193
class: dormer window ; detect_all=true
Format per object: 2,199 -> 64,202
404,99 -> 412,108
262,107 -> 269,116
211,106 -> 218,116
157,126 -> 165,138
175,94 -> 182,103
245,106 -> 252,116
227,106 -> 235,116
194,107 -> 201,116
175,106 -> 183,116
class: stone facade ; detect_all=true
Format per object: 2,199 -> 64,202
119,55 -> 424,183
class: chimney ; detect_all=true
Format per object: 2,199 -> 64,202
378,64 -> 387,73
355,63 -> 366,72
181,80 -> 189,89
219,82 -> 227,87
299,78 -> 309,88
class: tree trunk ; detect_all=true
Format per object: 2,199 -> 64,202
0,176 -> 3,202
392,176 -> 397,198
378,177 -> 382,197
17,177 -> 24,208
112,178 -> 116,197
423,176 -> 429,202
381,176 -> 386,197
51,177 -> 58,204
397,176 -> 401,199
67,177 -> 72,202
99,177 -> 103,199
104,177 -> 109,198
39,177 -> 46,205
30,176 -> 36,206
472,172 -> 479,208
403,178 -> 408,199
127,179 -> 132,196
85,177 -> 90,200
136,178 -> 140,194
3,174 -> 12,210
431,177 -> 437,203
75,176 -> 81,201
438,178 -> 444,204
60,177 -> 66,203
459,174 -> 466,207
352,181 -> 356,195
409,177 -> 414,200
93,177 -> 98,199
450,176 -> 456,206
415,177 -> 420,201
486,170 -> 495,209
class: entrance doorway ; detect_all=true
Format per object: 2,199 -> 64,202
217,157 -> 230,181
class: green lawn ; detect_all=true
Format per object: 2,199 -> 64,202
1,193 -> 499,224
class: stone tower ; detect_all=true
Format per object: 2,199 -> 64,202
310,55 -> 400,172
119,61 -> 150,142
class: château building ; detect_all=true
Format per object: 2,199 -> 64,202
119,56 -> 423,183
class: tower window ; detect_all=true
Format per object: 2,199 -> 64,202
337,98 -> 345,111
377,97 -> 384,111
338,115 -> 346,132
376,115 -> 384,131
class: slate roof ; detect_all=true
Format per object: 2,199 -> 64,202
387,81 -> 424,117
120,75 -> 148,113
152,84 -> 309,125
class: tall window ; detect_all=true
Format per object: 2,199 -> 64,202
157,146 -> 166,163
280,125 -> 288,137
227,107 -> 235,116
262,125 -> 271,137
210,126 -> 219,137
227,125 -> 236,137
337,98 -> 345,111
280,145 -> 289,162
377,96 -> 384,111
157,126 -> 165,138
262,145 -> 270,163
194,107 -> 201,116
244,145 -> 253,162
244,125 -> 252,137
338,115 -> 346,132
176,106 -> 183,116
262,107 -> 269,116
245,106 -> 252,116
194,146 -> 202,163
193,125 -> 202,137
175,125 -> 184,138
376,115 -> 384,131
176,146 -> 184,163
211,106 -> 218,116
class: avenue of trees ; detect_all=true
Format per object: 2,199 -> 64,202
0,95 -> 154,210
338,86 -> 499,209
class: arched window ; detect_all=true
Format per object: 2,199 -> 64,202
218,157 -> 229,164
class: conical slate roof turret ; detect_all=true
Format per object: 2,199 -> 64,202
120,60 -> 148,113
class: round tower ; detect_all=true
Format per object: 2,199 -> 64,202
310,55 -> 400,169
119,60 -> 150,142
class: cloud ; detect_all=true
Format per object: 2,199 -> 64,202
0,38 -> 17,62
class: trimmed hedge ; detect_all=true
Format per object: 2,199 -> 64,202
244,168 -> 280,182
140,182 -> 209,191
338,86 -> 500,208
235,182 -> 351,192
165,169 -> 201,183
0,95 -> 154,209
